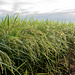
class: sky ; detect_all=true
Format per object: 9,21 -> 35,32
0,0 -> 75,22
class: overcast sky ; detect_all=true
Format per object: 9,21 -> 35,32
0,0 -> 75,22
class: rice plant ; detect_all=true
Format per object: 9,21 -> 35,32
0,14 -> 75,75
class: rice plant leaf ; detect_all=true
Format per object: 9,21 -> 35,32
14,13 -> 19,23
7,15 -> 9,29
0,62 -> 21,75
16,60 -> 27,70
24,69 -> 28,75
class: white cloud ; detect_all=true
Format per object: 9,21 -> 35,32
0,5 -> 13,11
0,0 -> 75,15
31,0 -> 75,13
0,0 -> 13,11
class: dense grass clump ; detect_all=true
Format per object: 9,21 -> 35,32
0,14 -> 75,75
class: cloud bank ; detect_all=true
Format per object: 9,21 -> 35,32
0,0 -> 75,22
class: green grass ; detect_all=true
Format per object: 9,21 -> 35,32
0,14 -> 75,75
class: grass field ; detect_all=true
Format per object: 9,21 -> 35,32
0,14 -> 75,75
